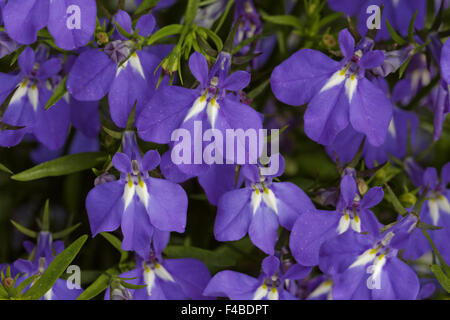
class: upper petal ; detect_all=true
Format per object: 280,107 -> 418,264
271,48 -> 339,106
67,50 -> 116,101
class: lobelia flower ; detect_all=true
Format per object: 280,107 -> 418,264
318,230 -> 420,300
203,255 -> 311,300
326,78 -> 419,168
302,276 -> 334,300
0,32 -> 18,59
194,0 -> 228,29
433,38 -> 450,141
214,157 -> 315,255
233,0 -> 262,55
67,10 -> 162,128
290,172 -> 383,266
406,161 -> 450,263
271,29 -> 392,147
0,47 -> 70,150
13,232 -> 83,300
85,131 -> 188,257
105,230 -> 212,300
137,51 -> 263,176
2,0 -> 96,49
327,0 -> 426,41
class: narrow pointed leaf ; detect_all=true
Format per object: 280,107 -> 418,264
24,235 -> 88,300
11,152 -> 108,181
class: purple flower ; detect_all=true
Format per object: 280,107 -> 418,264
0,31 -> 18,59
3,0 -> 96,49
137,51 -> 263,176
327,0 -> 426,41
290,173 -> 383,266
13,232 -> 83,300
105,230 -> 212,300
214,159 -> 315,255
406,161 -> 450,263
67,10 -> 162,128
203,255 -> 311,300
0,47 -> 70,150
319,231 -> 420,299
326,78 -> 419,168
271,29 -> 392,146
85,131 -> 188,257
234,0 -> 262,55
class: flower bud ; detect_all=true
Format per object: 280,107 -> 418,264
399,193 -> 417,209
96,32 -> 109,45
94,173 -> 116,186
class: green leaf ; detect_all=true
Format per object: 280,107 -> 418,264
383,184 -> 408,217
145,24 -> 183,46
135,0 -> 160,16
11,152 -> 108,181
430,265 -> 450,293
114,21 -> 133,39
231,34 -> 260,54
213,0 -> 234,33
9,46 -> 26,67
261,14 -> 302,29
163,245 -> 239,271
100,232 -> 124,253
45,75 -> 68,110
42,199 -> 50,232
407,10 -> 418,43
0,162 -> 13,175
184,0 -> 200,28
15,274 -> 39,295
10,220 -> 37,238
24,235 -> 88,300
386,18 -> 407,45
76,268 -> 118,300
369,162 -> 401,186
120,280 -> 146,290
100,232 -> 129,264
422,229 -> 450,275
102,126 -> 123,139
53,223 -> 82,239
198,27 -> 223,51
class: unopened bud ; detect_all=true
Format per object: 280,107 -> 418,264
94,173 -> 116,186
357,178 -> 369,196
96,32 -> 109,45
399,193 -> 417,209
3,277 -> 13,289
322,34 -> 336,48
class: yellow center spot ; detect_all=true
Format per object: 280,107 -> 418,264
350,74 -> 356,80
145,267 -> 150,273
200,95 -> 206,102
262,283 -> 267,290
271,287 -> 277,293
369,249 -> 377,255
132,52 -> 138,58
345,214 -> 349,221
155,264 -> 161,269
138,179 -> 145,188
263,188 -> 269,194
378,254 -> 385,260
127,174 -> 133,188
438,195 -> 445,201
354,215 -> 360,223
255,189 -> 260,195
